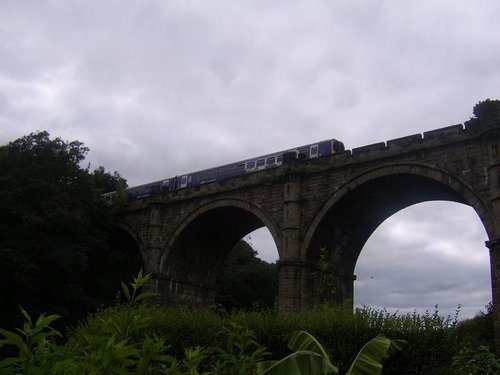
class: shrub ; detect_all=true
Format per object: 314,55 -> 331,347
451,345 -> 500,374
1,272 -> 495,374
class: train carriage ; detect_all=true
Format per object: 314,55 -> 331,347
112,138 -> 344,202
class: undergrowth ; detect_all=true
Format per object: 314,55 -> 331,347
0,271 -> 497,374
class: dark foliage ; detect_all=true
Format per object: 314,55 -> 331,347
62,304 -> 482,375
473,99 -> 500,121
85,227 -> 144,304
456,302 -> 495,350
466,98 -> 500,134
0,131 -> 138,331
215,240 -> 278,311
91,165 -> 128,194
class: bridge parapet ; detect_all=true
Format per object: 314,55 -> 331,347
387,133 -> 422,149
423,124 -> 465,140
350,124 -> 471,158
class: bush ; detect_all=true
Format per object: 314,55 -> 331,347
1,272 -> 495,374
456,302 -> 495,350
451,346 -> 500,374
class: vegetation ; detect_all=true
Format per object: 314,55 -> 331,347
0,272 -> 407,374
456,302 -> 495,350
91,165 -> 127,194
256,330 -> 404,375
0,131 -> 133,331
1,271 -> 497,374
466,98 -> 500,133
215,240 -> 278,311
472,99 -> 500,123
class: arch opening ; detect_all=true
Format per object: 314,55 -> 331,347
303,170 -> 492,309
244,227 -> 280,263
216,228 -> 279,311
354,201 -> 491,319
160,203 -> 280,307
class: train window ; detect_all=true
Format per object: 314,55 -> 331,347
332,140 -> 345,153
200,171 -> 209,180
256,159 -> 265,168
181,175 -> 188,188
277,155 -> 283,164
310,145 -> 318,158
246,161 -> 255,170
266,156 -> 275,165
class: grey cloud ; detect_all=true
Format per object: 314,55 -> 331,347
355,202 -> 490,318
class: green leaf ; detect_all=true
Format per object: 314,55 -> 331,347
35,313 -> 60,330
121,281 -> 131,302
287,331 -> 332,361
0,356 -> 23,369
257,351 -> 331,374
19,306 -> 32,326
0,328 -> 28,354
346,334 -> 404,375
256,360 -> 279,373
133,270 -> 151,289
286,330 -> 338,373
257,331 -> 339,374
134,292 -> 158,303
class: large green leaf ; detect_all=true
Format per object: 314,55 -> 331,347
257,350 -> 331,374
287,331 -> 339,374
287,331 -> 330,360
346,334 -> 404,375
257,331 -> 339,374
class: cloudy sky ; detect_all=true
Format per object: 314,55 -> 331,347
1,0 -> 499,319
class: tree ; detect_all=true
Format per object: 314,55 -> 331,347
0,131 -> 133,330
91,165 -> 128,194
465,99 -> 500,134
215,240 -> 278,311
472,99 -> 500,122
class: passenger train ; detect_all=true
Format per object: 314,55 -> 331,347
105,138 -> 344,202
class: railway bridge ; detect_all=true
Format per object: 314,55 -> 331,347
114,109 -> 500,351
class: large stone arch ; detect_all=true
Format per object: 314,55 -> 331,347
301,162 -> 493,306
156,197 -> 281,306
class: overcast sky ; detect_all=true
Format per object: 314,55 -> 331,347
1,0 -> 499,319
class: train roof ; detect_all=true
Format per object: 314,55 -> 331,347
175,138 -> 343,174
127,138 -> 343,190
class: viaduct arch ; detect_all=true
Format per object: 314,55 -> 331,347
114,108 -> 500,353
155,198 -> 281,305
301,163 -> 492,307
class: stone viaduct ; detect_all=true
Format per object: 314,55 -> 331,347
113,109 -> 500,353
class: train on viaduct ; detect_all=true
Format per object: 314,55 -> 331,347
110,102 -> 500,353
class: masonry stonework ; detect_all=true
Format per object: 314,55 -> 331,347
114,115 -> 500,354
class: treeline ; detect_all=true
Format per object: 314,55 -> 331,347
0,131 -> 133,330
